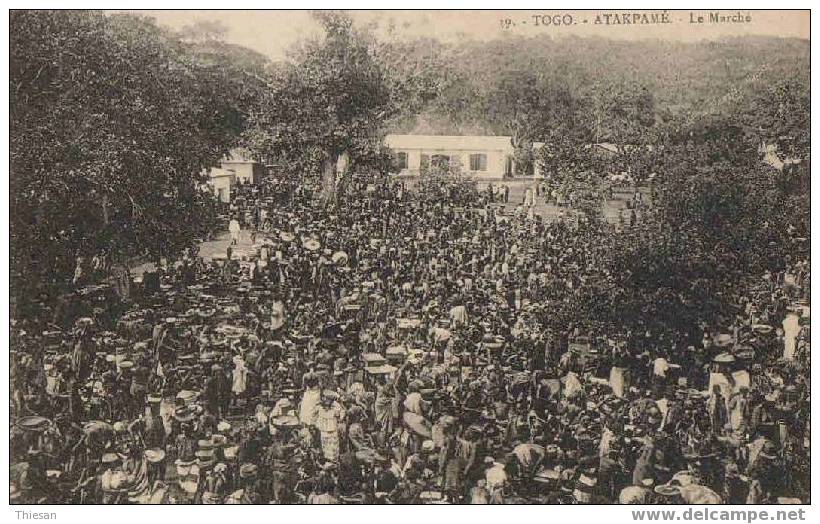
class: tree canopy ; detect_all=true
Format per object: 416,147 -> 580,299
10,9 -> 809,316
10,10 -> 265,289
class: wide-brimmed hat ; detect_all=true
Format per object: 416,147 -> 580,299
101,452 -> 123,465
573,471 -> 598,503
239,463 -> 258,479
144,448 -> 166,463
759,441 -> 779,460
174,406 -> 197,423
176,390 -> 199,404
223,445 -> 240,461
197,455 -> 215,469
269,415 -> 300,429
202,492 -> 221,504
654,483 -> 681,497
302,239 -> 320,251
713,353 -> 735,364
147,395 -> 163,405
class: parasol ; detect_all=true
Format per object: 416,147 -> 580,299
303,239 -> 320,251
279,231 -> 295,242
331,251 -> 349,265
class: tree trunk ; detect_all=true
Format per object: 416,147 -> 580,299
101,193 -> 110,226
319,150 -> 351,206
320,155 -> 337,206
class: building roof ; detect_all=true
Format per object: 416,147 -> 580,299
385,134 -> 514,152
594,143 -> 620,154
223,147 -> 258,163
208,167 -> 236,179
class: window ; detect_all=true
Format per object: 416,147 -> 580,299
420,154 -> 430,171
469,153 -> 488,172
396,152 -> 408,170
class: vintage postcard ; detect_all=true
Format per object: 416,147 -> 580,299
7,7 -> 811,512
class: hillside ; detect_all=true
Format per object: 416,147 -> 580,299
388,35 -> 809,136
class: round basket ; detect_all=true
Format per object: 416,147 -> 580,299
16,416 -> 51,432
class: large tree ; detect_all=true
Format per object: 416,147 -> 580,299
245,11 -> 403,204
10,11 -> 263,295
599,111 -> 809,336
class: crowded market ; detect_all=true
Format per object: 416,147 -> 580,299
9,171 -> 811,505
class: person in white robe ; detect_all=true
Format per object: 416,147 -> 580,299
228,218 -> 241,246
231,355 -> 248,397
449,304 -> 468,328
782,312 -> 800,360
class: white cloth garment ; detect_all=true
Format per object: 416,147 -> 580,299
782,313 -> 800,360
231,355 -> 247,394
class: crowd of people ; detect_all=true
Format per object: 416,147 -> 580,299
9,172 -> 811,505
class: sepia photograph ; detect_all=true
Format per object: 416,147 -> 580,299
6,5 -> 813,509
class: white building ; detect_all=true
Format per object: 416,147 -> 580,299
208,167 -> 236,203
205,148 -> 266,202
385,134 -> 517,180
219,148 -> 266,185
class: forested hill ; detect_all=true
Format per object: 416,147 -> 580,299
388,35 -> 809,136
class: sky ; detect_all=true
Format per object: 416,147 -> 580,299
126,10 -> 810,61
